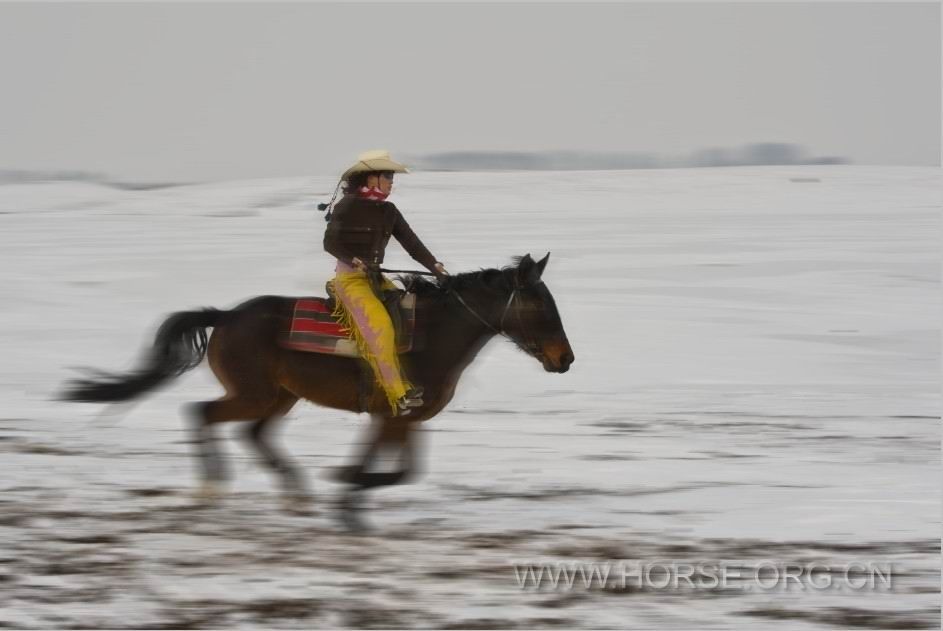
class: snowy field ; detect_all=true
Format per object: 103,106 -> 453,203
0,166 -> 939,628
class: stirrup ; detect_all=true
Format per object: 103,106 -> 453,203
396,389 -> 424,414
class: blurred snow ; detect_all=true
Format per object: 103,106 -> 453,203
0,166 -> 939,628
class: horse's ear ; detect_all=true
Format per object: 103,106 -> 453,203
516,253 -> 541,286
535,252 -> 550,278
513,253 -> 532,265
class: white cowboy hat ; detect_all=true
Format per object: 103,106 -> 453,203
341,149 -> 410,180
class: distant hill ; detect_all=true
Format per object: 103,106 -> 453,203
0,169 -> 186,190
408,143 -> 848,171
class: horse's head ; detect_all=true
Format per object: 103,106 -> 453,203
496,252 -> 575,373
407,253 -> 574,373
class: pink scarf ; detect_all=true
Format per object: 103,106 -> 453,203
357,185 -> 389,202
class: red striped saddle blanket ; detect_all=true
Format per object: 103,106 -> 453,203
279,294 -> 417,357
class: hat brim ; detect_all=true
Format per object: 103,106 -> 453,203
342,158 -> 410,180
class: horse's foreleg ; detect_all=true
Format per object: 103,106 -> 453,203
356,420 -> 422,487
338,416 -> 416,488
337,415 -> 417,532
397,419 -> 423,484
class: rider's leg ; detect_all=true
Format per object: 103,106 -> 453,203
332,270 -> 415,414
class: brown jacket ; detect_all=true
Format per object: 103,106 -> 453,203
323,195 -> 440,274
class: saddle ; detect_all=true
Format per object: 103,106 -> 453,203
279,283 -> 418,357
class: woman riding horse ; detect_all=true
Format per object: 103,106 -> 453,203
59,149 -> 574,529
323,150 -> 449,416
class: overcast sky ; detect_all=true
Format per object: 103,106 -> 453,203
0,2 -> 939,181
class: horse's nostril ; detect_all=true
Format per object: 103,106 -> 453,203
560,351 -> 574,367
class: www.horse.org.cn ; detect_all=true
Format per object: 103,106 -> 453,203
512,561 -> 894,592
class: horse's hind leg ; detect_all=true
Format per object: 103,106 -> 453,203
187,393 -> 279,500
242,389 -> 308,507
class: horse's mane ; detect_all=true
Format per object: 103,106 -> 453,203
394,256 -> 527,298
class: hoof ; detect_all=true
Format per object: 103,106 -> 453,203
338,509 -> 371,535
192,481 -> 224,504
337,493 -> 371,534
282,493 -> 315,515
326,465 -> 359,485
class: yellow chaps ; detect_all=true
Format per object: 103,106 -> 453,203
329,269 -> 413,414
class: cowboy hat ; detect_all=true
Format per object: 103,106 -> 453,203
341,149 -> 410,180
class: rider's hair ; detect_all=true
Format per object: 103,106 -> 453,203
342,171 -> 372,194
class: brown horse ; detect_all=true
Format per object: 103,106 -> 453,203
61,252 -> 574,530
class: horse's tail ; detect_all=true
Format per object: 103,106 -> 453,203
60,308 -> 225,403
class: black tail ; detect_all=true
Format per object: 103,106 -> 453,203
60,308 -> 224,403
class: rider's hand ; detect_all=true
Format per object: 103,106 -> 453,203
351,257 -> 368,272
434,261 -> 449,280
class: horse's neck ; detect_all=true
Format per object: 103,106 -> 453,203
417,290 -> 499,380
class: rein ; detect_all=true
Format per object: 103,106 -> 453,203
450,285 -> 518,337
378,266 -> 538,354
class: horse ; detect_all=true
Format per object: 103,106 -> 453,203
61,252 -> 574,530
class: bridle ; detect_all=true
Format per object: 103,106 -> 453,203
446,279 -> 544,358
377,266 -> 544,357
448,284 -> 517,337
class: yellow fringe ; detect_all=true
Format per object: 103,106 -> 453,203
328,276 -> 413,416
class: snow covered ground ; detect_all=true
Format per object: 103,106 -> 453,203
0,166 -> 939,628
